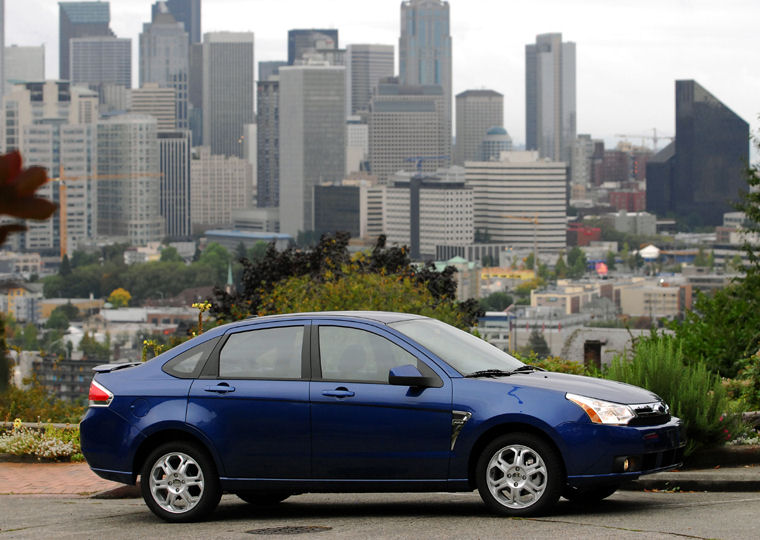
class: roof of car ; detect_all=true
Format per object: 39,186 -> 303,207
246,311 -> 427,325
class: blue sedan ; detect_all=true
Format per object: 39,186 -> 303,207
80,311 -> 684,522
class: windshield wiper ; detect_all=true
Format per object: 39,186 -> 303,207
464,369 -> 515,378
511,364 -> 546,373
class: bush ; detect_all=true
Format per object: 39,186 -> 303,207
512,351 -> 589,376
605,332 -> 740,456
0,423 -> 82,461
0,376 -> 85,424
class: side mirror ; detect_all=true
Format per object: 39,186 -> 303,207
389,364 -> 433,387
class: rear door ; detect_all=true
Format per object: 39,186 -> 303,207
309,321 -> 452,480
187,321 -> 311,479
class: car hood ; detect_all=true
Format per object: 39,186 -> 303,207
486,371 -> 662,404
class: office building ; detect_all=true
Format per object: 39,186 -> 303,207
525,33 -> 576,163
455,89 -> 504,164
313,177 -> 383,240
256,78 -> 279,208
368,80 -> 449,184
480,126 -> 513,161
259,60 -> 286,82
202,32 -> 254,158
288,29 -> 338,65
158,131 -> 191,239
70,36 -> 131,100
97,114 -> 164,245
59,1 -> 113,81
4,45 -> 45,95
399,0 -> 452,141
467,151 -> 567,256
646,80 -> 749,226
188,42 -> 202,145
190,146 -> 254,232
1,81 -> 99,254
278,62 -> 346,236
1,0 -> 4,102
345,44 -> 394,116
139,2 -> 189,129
570,134 -> 595,186
346,116 -> 369,174
152,0 -> 201,44
129,84 -> 176,131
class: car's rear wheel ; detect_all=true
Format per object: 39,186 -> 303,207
476,433 -> 562,516
563,484 -> 620,502
140,441 -> 221,522
236,491 -> 291,505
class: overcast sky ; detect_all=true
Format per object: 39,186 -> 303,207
6,0 -> 759,151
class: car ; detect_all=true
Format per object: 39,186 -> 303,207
80,311 -> 684,522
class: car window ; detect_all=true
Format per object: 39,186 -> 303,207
319,326 -> 421,383
219,326 -> 304,379
162,337 -> 219,379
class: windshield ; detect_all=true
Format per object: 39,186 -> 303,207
390,318 -> 524,375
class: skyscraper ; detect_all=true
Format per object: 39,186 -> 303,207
345,44 -> 394,117
70,36 -> 131,99
140,2 -> 189,129
158,131 -> 192,239
278,62 -> 346,236
256,78 -> 279,208
259,60 -> 287,82
525,33 -> 576,163
368,80 -> 449,184
151,0 -> 201,44
1,0 -> 5,103
202,32 -> 254,158
287,29 -> 338,65
399,0 -> 452,144
129,84 -> 176,131
646,80 -> 749,226
4,46 -> 45,95
58,1 -> 113,81
454,89 -> 504,165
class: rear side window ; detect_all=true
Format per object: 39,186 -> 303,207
219,326 -> 304,379
163,337 -> 220,379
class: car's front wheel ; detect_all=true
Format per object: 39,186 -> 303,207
140,441 -> 221,522
476,433 -> 562,516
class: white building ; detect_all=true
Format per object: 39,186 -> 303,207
466,151 -> 567,256
129,84 -> 177,131
4,45 -> 45,95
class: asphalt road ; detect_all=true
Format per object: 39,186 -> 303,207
1,490 -> 758,539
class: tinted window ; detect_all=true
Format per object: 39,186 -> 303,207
219,326 -> 304,379
163,337 -> 220,379
319,326 -> 421,383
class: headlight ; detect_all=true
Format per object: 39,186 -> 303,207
566,393 -> 635,425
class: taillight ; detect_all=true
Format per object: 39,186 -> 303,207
88,380 -> 113,407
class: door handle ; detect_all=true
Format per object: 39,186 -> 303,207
204,383 -> 236,394
321,389 -> 355,398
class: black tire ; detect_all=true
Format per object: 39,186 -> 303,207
236,491 -> 291,505
563,484 -> 620,503
476,433 -> 563,517
140,441 -> 221,522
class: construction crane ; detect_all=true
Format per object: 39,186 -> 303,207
501,214 -> 539,267
614,128 -> 674,152
52,164 -> 163,259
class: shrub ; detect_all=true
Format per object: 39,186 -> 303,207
605,332 -> 740,456
0,424 -> 82,461
0,376 -> 85,424
512,351 -> 589,376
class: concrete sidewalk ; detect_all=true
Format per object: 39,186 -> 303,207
0,461 -> 759,499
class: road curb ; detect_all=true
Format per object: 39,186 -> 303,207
90,482 -> 141,499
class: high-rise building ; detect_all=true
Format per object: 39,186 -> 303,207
1,0 -> 6,102
190,146 -> 253,232
287,29 -> 338,65
256,78 -> 279,208
140,2 -> 189,129
480,127 -> 512,161
152,0 -> 201,44
399,0 -> 452,144
158,130 -> 192,239
4,46 -> 45,95
58,1 -> 113,81
467,151 -> 567,255
70,36 -> 131,100
525,33 -> 576,163
259,60 -> 287,82
345,44 -> 394,117
455,89 -> 503,165
570,134 -> 595,186
97,114 -> 164,245
346,116 -> 369,174
1,81 -> 98,253
368,80 -> 449,184
202,32 -> 254,158
188,42 -> 202,145
130,84 -> 176,132
646,80 -> 749,226
278,62 -> 346,236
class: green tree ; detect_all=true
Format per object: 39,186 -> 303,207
524,252 -> 535,270
55,302 -> 79,321
45,309 -> 70,331
524,329 -> 551,359
0,315 -> 9,393
567,246 -> 587,279
21,323 -> 38,351
80,332 -> 111,361
160,246 -> 184,263
197,242 -> 231,285
554,255 -> 568,279
479,291 -> 514,312
247,241 -> 269,263
694,247 -> 709,267
605,251 -> 617,270
59,254 -> 72,276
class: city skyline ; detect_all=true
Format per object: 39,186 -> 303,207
5,0 -> 759,150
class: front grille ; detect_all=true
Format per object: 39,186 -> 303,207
629,413 -> 671,426
641,446 -> 684,471
629,401 -> 670,426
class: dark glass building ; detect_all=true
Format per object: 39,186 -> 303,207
287,29 -> 338,65
313,185 -> 361,238
152,0 -> 201,44
256,79 -> 280,208
647,80 -> 749,226
59,1 -> 113,80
